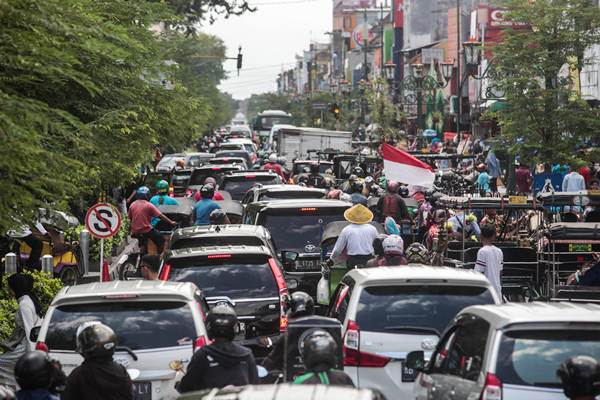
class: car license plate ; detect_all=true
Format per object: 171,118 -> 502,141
569,243 -> 592,252
296,259 -> 319,271
401,362 -> 418,382
133,381 -> 152,400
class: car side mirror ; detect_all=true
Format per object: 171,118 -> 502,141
405,350 -> 425,372
30,326 -> 41,343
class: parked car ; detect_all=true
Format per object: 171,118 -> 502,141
33,281 -> 209,400
241,184 -> 326,205
408,301 -> 600,400
220,171 -> 282,201
161,245 -> 288,358
327,266 -> 501,400
243,199 -> 351,297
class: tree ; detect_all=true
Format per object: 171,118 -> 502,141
491,0 -> 600,164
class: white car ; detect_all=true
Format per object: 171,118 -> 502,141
327,266 -> 501,400
409,301 -> 600,400
33,281 -> 209,400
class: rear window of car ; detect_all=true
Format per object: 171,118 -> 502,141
46,302 -> 196,351
168,254 -> 278,299
496,328 -> 600,388
170,236 -> 264,250
260,208 -> 347,252
171,172 -> 191,187
189,170 -> 225,186
222,176 -> 280,199
356,285 -> 495,336
260,191 -> 325,201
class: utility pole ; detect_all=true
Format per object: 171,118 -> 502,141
363,8 -> 369,82
456,0 -> 461,137
380,2 -> 385,71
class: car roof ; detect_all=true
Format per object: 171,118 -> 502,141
224,171 -> 277,178
345,266 -> 494,286
186,152 -> 213,158
176,384 -> 378,400
51,281 -> 199,306
461,302 -> 600,328
173,224 -> 270,239
252,184 -> 326,194
226,138 -> 253,144
248,199 -> 351,209
166,245 -> 273,259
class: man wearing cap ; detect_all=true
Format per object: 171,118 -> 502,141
326,204 -> 378,268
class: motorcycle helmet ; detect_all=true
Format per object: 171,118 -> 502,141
405,243 -> 430,264
382,235 -> 404,256
209,209 -> 228,224
364,176 -> 374,184
14,351 -> 53,390
387,180 -> 399,193
136,186 -> 150,200
399,185 -> 409,198
288,291 -> 314,318
432,209 -> 447,224
205,302 -> 238,341
301,330 -> 338,372
156,180 -> 169,194
277,156 -> 287,166
557,356 -> 600,399
204,177 -> 217,186
76,321 -> 117,359
268,154 -> 278,163
200,184 -> 215,199
352,166 -> 364,178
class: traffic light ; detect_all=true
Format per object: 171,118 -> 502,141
236,46 -> 243,76
330,102 -> 341,120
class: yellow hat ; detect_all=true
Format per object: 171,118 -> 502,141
344,204 -> 374,224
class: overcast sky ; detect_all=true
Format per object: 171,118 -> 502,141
202,0 -> 332,100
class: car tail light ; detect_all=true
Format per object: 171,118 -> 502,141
211,167 -> 221,171
159,263 -> 171,280
36,342 -> 49,352
300,207 -> 317,212
207,254 -> 232,259
481,373 -> 502,400
245,175 -> 256,179
343,320 -> 390,368
268,258 -> 288,333
193,336 -> 208,351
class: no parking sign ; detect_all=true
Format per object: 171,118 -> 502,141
85,203 -> 122,239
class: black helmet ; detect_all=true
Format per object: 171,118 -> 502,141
302,330 -> 337,372
352,166 -> 364,177
200,184 -> 215,199
14,351 -> 53,390
209,208 -> 228,224
557,356 -> 600,398
206,302 -> 238,341
424,189 -> 434,201
289,291 -> 314,318
76,322 -> 117,359
399,186 -> 409,198
310,163 -> 320,175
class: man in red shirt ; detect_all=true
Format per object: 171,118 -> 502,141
193,177 -> 225,202
261,154 -> 285,181
128,186 -> 176,253
515,163 -> 533,195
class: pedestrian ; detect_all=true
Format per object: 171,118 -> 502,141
515,163 -> 533,195
178,303 -> 258,392
476,164 -> 491,196
563,165 -> 586,193
475,224 -> 503,299
14,351 -> 67,400
0,274 -> 43,387
293,330 -> 354,386
556,356 -> 600,400
193,185 -> 221,226
327,204 -> 378,268
62,322 -> 132,400
140,254 -> 160,280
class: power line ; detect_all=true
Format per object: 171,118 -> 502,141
225,62 -> 295,73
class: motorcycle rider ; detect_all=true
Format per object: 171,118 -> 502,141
376,180 -> 411,224
128,186 -> 176,254
193,184 -> 221,226
293,330 -> 354,386
63,322 -> 132,400
405,243 -> 430,264
263,292 -> 314,371
557,355 -> 600,400
306,164 -> 325,188
262,154 -> 285,181
149,180 -> 178,227
14,351 -> 67,400
178,303 -> 258,392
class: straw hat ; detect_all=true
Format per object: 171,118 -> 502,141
344,204 -> 374,225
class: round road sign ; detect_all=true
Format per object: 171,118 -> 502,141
85,203 -> 122,239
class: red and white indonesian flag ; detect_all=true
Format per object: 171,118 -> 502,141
383,143 -> 435,187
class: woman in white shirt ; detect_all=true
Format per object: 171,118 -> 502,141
0,273 -> 42,386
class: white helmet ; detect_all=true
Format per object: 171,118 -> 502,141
268,154 -> 278,163
382,235 -> 404,255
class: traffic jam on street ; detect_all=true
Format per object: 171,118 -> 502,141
2,0 -> 600,400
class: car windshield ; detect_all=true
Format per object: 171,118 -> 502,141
157,156 -> 180,170
261,191 -> 325,201
261,209 -> 347,252
189,170 -> 226,186
171,172 -> 191,187
171,235 -> 264,250
222,176 -> 280,200
216,151 -> 248,160
186,155 -> 211,167
46,302 -> 196,351
169,255 -> 278,298
496,328 -> 600,388
356,285 -> 495,335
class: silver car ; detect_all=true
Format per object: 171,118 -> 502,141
327,266 -> 501,400
34,281 -> 209,400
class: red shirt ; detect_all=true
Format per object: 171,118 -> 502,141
193,191 -> 225,202
262,163 -> 285,180
579,166 -> 591,187
128,200 -> 161,234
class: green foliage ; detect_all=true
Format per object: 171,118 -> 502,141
64,218 -> 130,262
0,0 -> 239,231
0,271 -> 63,345
365,78 -> 406,142
493,0 -> 600,163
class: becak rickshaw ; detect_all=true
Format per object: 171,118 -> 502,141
316,221 -> 385,305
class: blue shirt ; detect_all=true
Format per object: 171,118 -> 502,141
485,151 -> 502,178
477,172 -> 491,193
149,195 -> 179,226
194,199 -> 221,225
